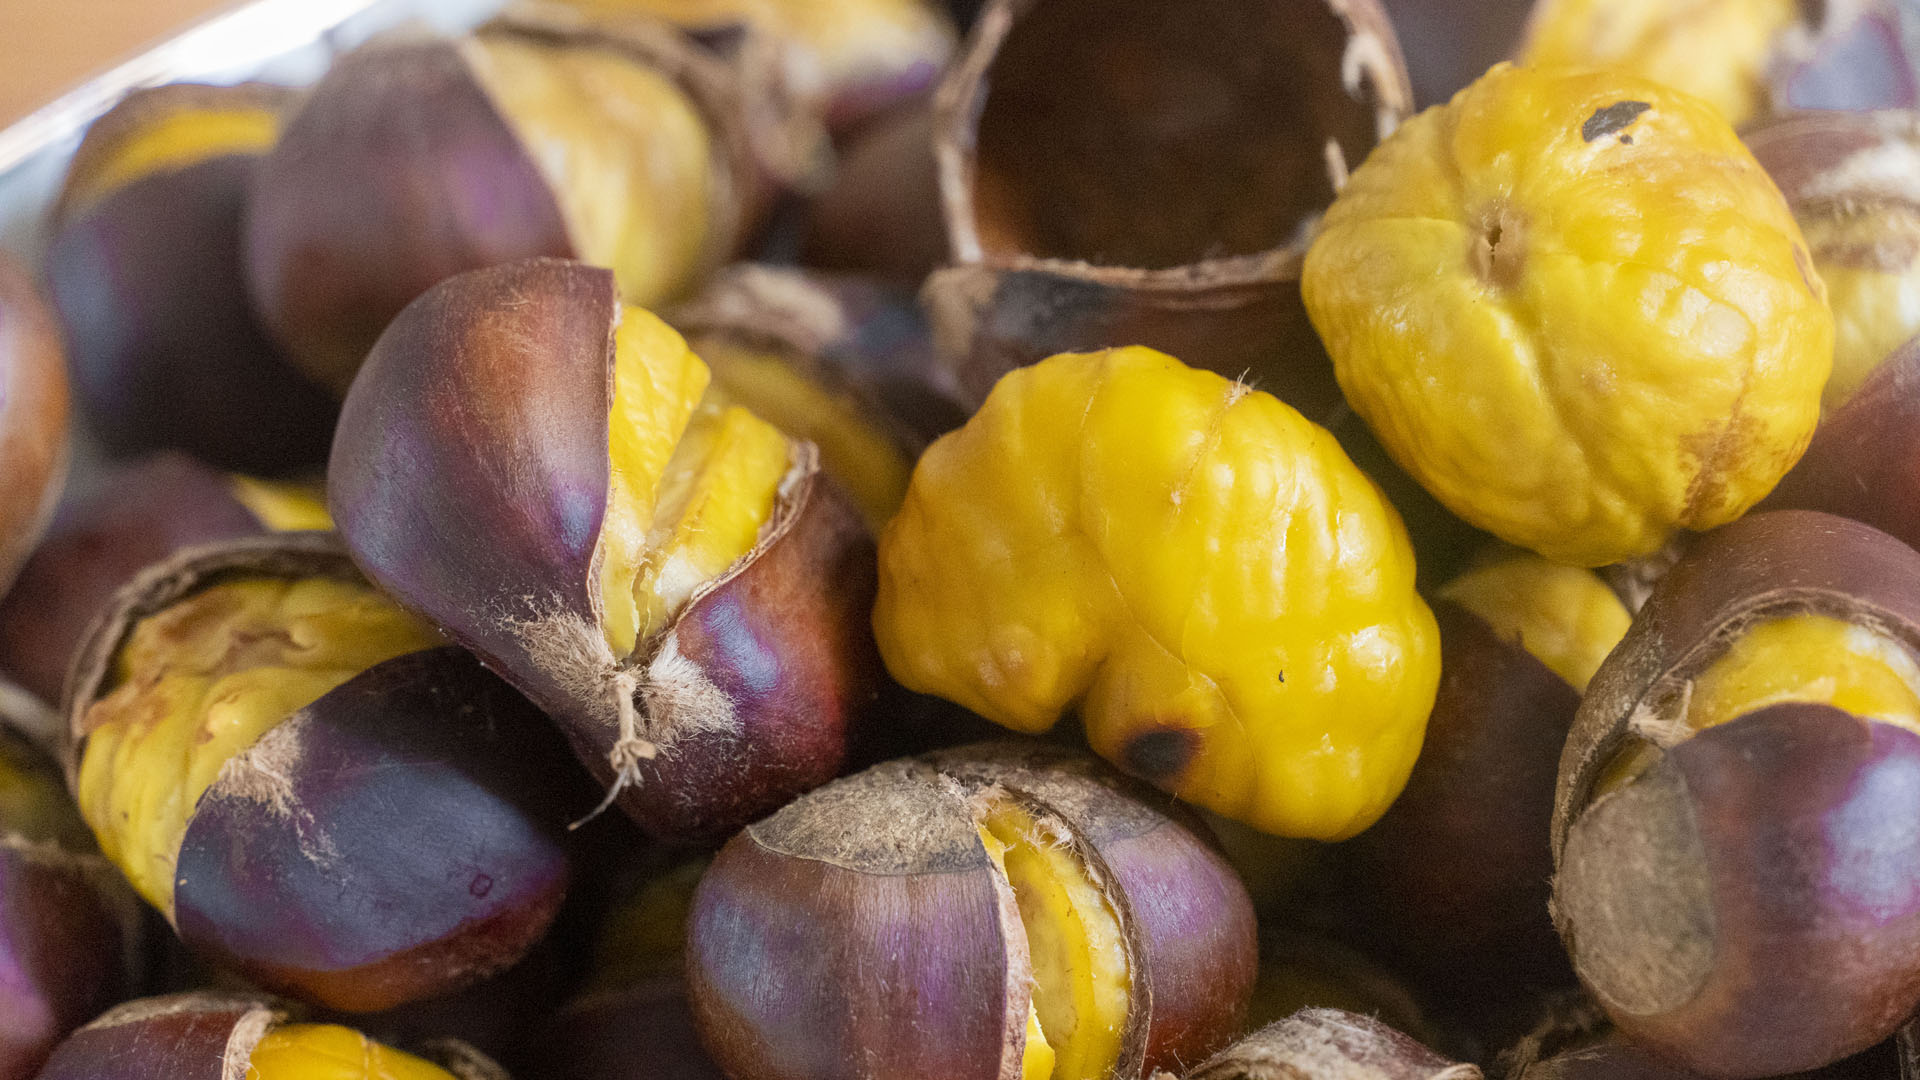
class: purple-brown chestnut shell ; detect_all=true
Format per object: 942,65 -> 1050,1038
1157,1008 -> 1480,1080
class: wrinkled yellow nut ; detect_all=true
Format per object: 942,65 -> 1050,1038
599,307 -> 792,656
874,347 -> 1441,839
76,577 -> 442,915
1304,64 -> 1832,568
469,35 -> 717,309
1596,613 -> 1920,795
1439,551 -> 1630,692
1519,0 -> 1799,130
246,1023 -> 456,1080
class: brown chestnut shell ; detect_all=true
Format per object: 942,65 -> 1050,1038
1553,510 -> 1920,1077
924,0 -> 1411,418
329,258 -> 881,843
0,255 -> 69,600
63,533 -> 581,1013
686,741 -> 1257,1080
1161,1008 -> 1480,1080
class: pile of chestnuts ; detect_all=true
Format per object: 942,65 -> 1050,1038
3,0 -> 1920,1078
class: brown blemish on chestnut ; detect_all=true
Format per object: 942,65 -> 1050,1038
1471,204 -> 1527,290
1581,101 -> 1650,144
1122,726 -> 1199,781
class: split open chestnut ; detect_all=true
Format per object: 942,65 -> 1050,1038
687,742 -> 1257,1080
64,533 -> 579,1012
330,257 -> 880,843
1553,510 -> 1920,1076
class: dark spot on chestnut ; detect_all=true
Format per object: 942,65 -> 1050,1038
470,874 -> 493,899
1582,101 -> 1651,143
1619,134 -> 1633,145
1123,726 -> 1199,781
1276,670 -> 1285,683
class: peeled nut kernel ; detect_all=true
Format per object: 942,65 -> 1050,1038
330,258 -> 880,842
551,0 -> 955,132
66,534 -> 578,1013
685,743 -> 1257,1080
0,720 -> 141,1080
1155,1009 -> 1480,1080
1552,510 -> 1920,1077
924,0 -> 1410,417
874,346 -> 1439,839
246,8 -> 823,393
33,993 -> 513,1080
1304,64 -> 1832,567
45,82 -> 337,474
1745,109 -> 1920,411
1345,551 -> 1627,1015
0,453 -> 323,709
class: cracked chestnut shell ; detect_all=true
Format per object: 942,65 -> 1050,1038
686,742 -> 1256,1080
0,453 -> 326,709
0,719 -> 141,1080
1154,1009 -> 1480,1080
245,4 -> 824,394
34,992 -> 514,1080
1552,510 -> 1920,1077
44,82 -> 337,475
330,258 -> 881,843
63,534 -> 579,1013
922,0 -> 1410,420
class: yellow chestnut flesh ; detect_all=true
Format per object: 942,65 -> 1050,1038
63,105 -> 281,217
1519,0 -> 1798,130
599,307 -> 791,657
227,475 -> 334,532
468,35 -> 716,309
1438,552 -> 1631,692
1596,613 -> 1920,795
699,339 -> 913,531
246,1023 -> 457,1080
76,577 -> 443,914
876,346 -> 1440,840
1802,210 -> 1920,411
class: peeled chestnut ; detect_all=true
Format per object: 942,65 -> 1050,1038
1155,1009 -> 1480,1080
1345,550 -> 1629,1014
0,254 -> 69,599
35,992 -> 513,1080
670,262 -> 962,528
686,742 -> 1257,1080
923,0 -> 1410,419
43,82 -> 337,474
64,533 -> 581,1012
0,719 -> 141,1080
1553,510 -> 1920,1076
246,4 -> 826,393
330,258 -> 880,842
0,452 -> 326,708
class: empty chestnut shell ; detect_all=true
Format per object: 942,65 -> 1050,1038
34,992 -> 514,1080
1156,1008 -> 1480,1080
0,452 -> 326,708
686,741 -> 1257,1080
0,718 -> 141,1080
1553,510 -> 1920,1076
0,254 -> 70,599
44,82 -> 337,475
330,258 -> 880,843
923,0 -> 1411,419
246,4 -> 825,393
63,533 -> 580,1012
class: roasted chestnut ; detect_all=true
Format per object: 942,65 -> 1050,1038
34,992 -> 513,1080
1345,550 -> 1629,1013
0,718 -> 140,1080
923,0 -> 1411,420
1553,510 -> 1920,1076
0,452 -> 325,708
246,4 -> 826,393
686,742 -> 1257,1080
44,82 -> 337,474
1156,1009 -> 1480,1080
0,254 -> 69,599
330,258 -> 880,842
64,533 -> 581,1012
